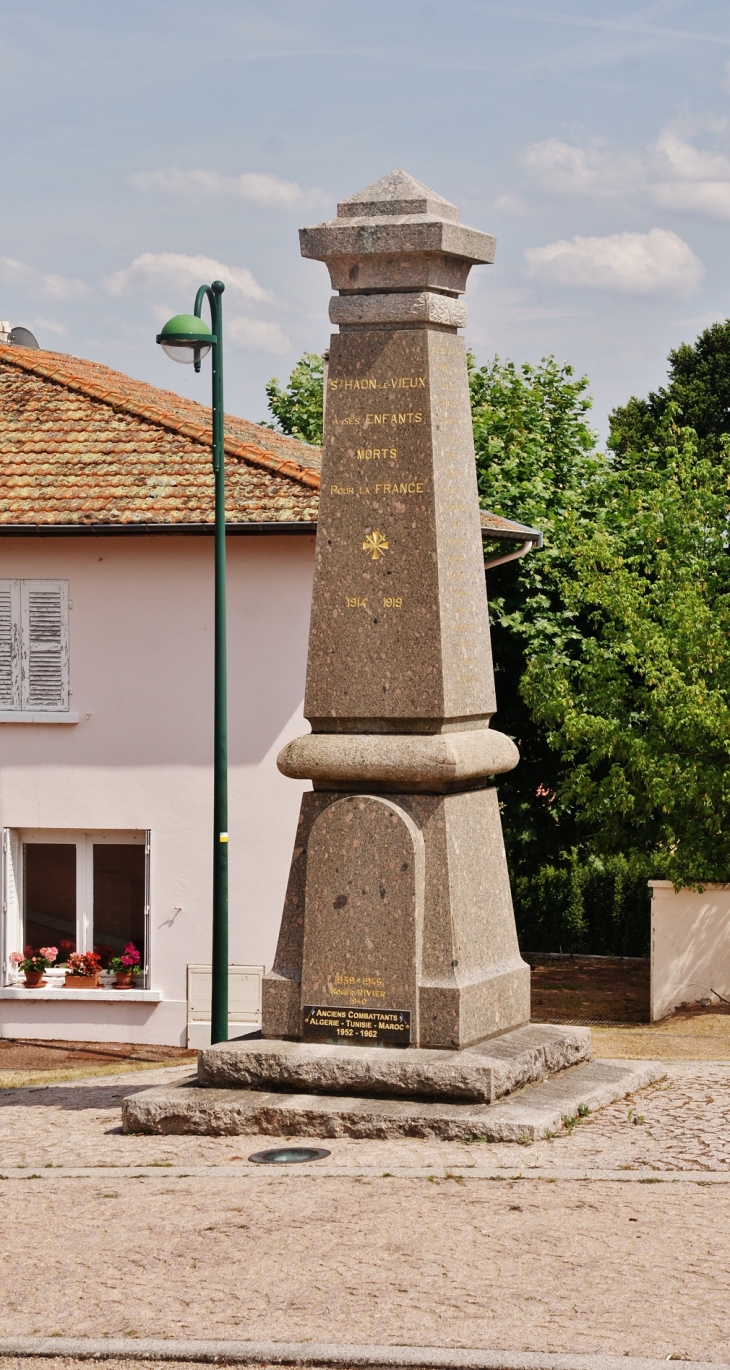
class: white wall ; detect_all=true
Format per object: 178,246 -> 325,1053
650,880 -> 730,1021
0,532 -> 315,1044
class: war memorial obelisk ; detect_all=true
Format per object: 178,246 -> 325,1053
124,175 -> 672,1138
265,170 -> 529,1050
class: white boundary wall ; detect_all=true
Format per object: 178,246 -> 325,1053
650,880 -> 730,1021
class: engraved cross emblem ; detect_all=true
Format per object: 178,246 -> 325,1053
362,530 -> 389,560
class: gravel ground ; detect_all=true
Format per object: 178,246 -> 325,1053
0,1047 -> 728,1359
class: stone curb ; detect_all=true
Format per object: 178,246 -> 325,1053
0,1343 -> 725,1370
0,1165 -> 728,1183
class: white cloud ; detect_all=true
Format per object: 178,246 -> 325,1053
107,252 -> 270,302
493,194 -> 529,215
227,316 -> 290,355
649,130 -> 730,219
128,168 -> 326,212
31,317 -> 68,336
523,138 -> 639,196
0,257 -> 89,301
523,126 -> 730,221
524,228 -> 704,296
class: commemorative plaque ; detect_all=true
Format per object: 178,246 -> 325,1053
303,1006 -> 411,1046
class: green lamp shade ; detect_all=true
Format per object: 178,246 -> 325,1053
157,313 -> 214,364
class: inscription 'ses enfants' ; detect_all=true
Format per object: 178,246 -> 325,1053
330,412 -> 423,428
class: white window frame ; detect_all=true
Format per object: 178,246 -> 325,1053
0,579 -> 77,722
2,828 -> 151,987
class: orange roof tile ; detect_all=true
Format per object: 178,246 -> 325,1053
0,344 -> 322,529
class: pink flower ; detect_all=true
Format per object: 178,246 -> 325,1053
9,951 -> 23,965
39,947 -> 58,962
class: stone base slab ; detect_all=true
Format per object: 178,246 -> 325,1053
122,1058 -> 664,1142
197,1024 -> 590,1103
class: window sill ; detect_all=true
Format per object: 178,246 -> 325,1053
0,711 -> 79,724
0,987 -> 161,1002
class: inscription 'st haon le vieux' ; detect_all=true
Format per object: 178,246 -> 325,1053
264,170 -> 531,1051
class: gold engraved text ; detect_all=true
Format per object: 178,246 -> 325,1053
357,447 -> 397,461
330,376 -> 426,391
364,412 -> 422,427
346,596 -> 368,609
375,481 -> 424,495
383,596 -> 403,609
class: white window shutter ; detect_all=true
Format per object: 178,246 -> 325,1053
0,580 -> 21,709
21,580 -> 69,711
2,828 -> 21,983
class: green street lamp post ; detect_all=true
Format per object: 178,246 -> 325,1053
157,281 -> 228,1045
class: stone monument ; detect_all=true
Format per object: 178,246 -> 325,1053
123,174 -> 669,1139
264,169 -> 529,1051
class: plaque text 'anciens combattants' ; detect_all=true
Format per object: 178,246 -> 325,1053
303,1005 -> 411,1046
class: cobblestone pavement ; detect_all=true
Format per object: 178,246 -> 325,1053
0,1055 -> 728,1359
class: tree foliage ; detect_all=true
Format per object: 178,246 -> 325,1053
265,352 -> 324,445
609,318 -> 730,460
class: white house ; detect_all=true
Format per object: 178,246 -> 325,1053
0,341 -> 539,1047
0,341 -> 320,1046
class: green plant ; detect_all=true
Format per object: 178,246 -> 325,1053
10,947 -> 57,975
265,352 -> 324,445
109,942 -> 142,975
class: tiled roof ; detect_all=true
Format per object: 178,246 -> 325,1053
0,344 -> 542,546
0,344 -> 321,528
479,510 -> 543,546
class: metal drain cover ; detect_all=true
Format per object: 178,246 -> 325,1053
248,1146 -> 331,1164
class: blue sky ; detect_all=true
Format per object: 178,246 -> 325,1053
2,0 -> 730,440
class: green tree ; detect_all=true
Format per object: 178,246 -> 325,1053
265,352 -> 324,445
609,318 -> 730,460
523,410 -> 730,890
469,356 -> 651,952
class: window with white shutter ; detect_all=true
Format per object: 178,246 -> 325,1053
20,580 -> 69,711
0,581 -> 21,709
0,579 -> 70,717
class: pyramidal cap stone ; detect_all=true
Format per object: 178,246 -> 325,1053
336,169 -> 462,221
300,167 -> 496,297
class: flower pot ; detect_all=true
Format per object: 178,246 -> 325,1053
23,971 -> 46,988
113,972 -> 135,989
64,973 -> 101,989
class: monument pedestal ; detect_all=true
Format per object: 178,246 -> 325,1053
263,788 -> 529,1051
